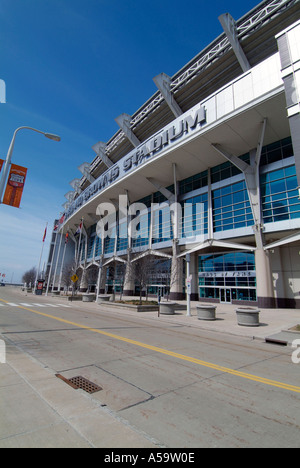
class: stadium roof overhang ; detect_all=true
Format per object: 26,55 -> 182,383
64,87 -> 288,233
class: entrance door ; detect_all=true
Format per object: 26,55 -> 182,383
220,288 -> 231,303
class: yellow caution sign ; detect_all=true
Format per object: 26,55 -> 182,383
71,274 -> 79,283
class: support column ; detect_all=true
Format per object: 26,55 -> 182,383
219,13 -> 251,73
189,253 -> 199,302
153,73 -> 183,118
255,249 -> 276,308
79,267 -> 88,292
92,142 -> 114,169
170,240 -> 184,301
212,119 -> 276,307
115,114 -> 141,147
123,249 -> 135,296
100,265 -> 107,294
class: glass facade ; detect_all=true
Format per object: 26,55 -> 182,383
181,193 -> 208,238
179,171 -> 208,195
260,137 -> 294,166
212,181 -> 253,232
104,226 -> 116,254
77,137 -> 298,303
261,165 -> 300,224
95,236 -> 102,257
211,154 -> 250,183
199,252 -> 257,302
131,212 -> 151,248
117,221 -> 129,252
82,138 -> 298,259
152,204 -> 174,244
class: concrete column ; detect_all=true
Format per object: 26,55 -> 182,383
123,249 -> 135,296
96,257 -> 103,297
255,248 -> 275,308
79,268 -> 88,292
100,266 -> 107,294
189,253 -> 199,302
170,240 -> 184,300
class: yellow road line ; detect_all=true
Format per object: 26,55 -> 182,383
1,299 -> 300,394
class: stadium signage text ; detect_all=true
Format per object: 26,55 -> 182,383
65,103 -> 206,221
123,105 -> 206,172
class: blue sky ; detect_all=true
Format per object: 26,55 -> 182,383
0,0 -> 259,283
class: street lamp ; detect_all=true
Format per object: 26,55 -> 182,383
186,253 -> 191,317
0,126 -> 61,203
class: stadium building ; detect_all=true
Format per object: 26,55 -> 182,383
47,0 -> 300,308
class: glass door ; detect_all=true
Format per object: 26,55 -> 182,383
220,288 -> 232,303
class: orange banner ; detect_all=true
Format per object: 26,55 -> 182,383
0,159 -> 4,172
3,164 -> 27,208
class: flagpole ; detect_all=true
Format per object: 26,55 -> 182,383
33,223 -> 48,294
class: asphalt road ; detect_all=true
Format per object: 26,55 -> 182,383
1,287 -> 300,448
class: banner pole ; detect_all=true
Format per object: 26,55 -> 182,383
33,223 -> 48,294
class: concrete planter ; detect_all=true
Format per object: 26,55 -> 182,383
197,304 -> 217,321
236,307 -> 260,327
51,291 -> 60,296
98,301 -> 159,312
82,294 -> 96,302
159,302 -> 176,315
97,295 -> 111,303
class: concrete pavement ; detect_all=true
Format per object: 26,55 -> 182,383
1,289 -> 300,448
0,339 -> 160,448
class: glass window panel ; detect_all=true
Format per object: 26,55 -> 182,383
286,176 -> 298,191
282,142 -> 293,159
272,193 -> 286,202
234,181 -> 245,192
221,185 -> 232,196
289,189 -> 299,198
267,148 -> 282,163
285,166 -> 296,177
222,194 -> 233,206
270,179 -> 286,195
232,190 -> 244,204
269,169 -> 285,182
261,184 -> 270,197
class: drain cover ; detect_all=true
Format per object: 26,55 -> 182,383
56,374 -> 102,394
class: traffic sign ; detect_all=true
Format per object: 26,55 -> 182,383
71,274 -> 79,283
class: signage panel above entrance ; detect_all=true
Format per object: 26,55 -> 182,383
64,104 -> 207,222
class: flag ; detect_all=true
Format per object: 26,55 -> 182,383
2,164 -> 27,208
53,223 -> 59,231
65,232 -> 69,244
0,159 -> 4,173
75,221 -> 83,235
42,226 -> 47,243
59,213 -> 65,224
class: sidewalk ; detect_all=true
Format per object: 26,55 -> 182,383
1,291 -> 300,448
97,297 -> 300,344
0,341 -> 160,448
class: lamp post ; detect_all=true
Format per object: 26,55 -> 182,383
0,126 -> 61,203
186,253 -> 191,317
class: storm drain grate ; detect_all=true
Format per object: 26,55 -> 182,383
56,374 -> 102,394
